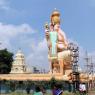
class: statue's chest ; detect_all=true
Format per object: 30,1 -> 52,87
58,33 -> 63,41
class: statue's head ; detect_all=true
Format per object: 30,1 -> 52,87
51,9 -> 60,25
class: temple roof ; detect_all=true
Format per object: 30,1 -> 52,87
15,49 -> 24,58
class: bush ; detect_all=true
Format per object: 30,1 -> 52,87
63,91 -> 72,95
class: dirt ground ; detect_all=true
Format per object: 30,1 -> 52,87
88,91 -> 95,95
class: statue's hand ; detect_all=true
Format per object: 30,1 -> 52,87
50,42 -> 52,47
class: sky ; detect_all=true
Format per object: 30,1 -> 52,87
0,0 -> 95,71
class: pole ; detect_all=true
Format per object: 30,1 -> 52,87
0,78 -> 1,95
84,51 -> 90,92
90,56 -> 94,90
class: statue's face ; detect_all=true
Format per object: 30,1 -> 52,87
51,16 -> 60,25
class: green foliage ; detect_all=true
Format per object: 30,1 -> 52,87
0,49 -> 13,74
10,92 -> 32,95
9,81 -> 17,92
49,77 -> 57,89
63,91 -> 71,95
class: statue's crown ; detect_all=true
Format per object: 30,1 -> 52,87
51,8 -> 60,17
51,9 -> 60,25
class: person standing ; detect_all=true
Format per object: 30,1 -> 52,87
52,83 -> 63,95
79,83 -> 86,95
33,86 -> 43,95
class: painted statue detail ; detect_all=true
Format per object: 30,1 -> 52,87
45,23 -> 58,58
50,31 -> 57,56
49,25 -> 58,57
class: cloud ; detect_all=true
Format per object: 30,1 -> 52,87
26,38 -> 49,72
0,0 -> 10,11
0,0 -> 26,18
0,22 -> 35,49
0,40 -> 11,50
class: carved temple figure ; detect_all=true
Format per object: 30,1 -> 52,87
45,9 -> 73,76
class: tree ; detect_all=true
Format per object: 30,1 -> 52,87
0,49 -> 13,74
49,77 -> 57,89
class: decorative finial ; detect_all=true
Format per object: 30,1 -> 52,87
54,8 -> 57,10
19,48 -> 21,50
18,48 -> 22,53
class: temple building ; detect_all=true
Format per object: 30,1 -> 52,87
10,49 -> 28,73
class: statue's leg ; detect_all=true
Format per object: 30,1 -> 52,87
64,66 -> 72,76
49,61 -> 53,74
58,50 -> 71,64
59,59 -> 64,74
58,50 -> 72,76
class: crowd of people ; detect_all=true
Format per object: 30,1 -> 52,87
33,83 -> 63,95
25,82 -> 87,95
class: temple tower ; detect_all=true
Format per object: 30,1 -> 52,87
10,49 -> 26,73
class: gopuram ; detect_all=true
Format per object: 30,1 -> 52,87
10,49 -> 31,74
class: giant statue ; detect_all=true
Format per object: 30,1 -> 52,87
45,9 -> 78,78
